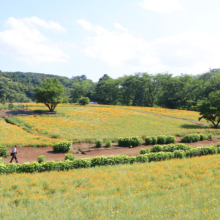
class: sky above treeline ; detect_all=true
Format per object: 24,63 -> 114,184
0,0 -> 219,81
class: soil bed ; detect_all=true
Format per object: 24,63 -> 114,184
4,138 -> 220,164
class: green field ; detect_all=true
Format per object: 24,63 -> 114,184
1,155 -> 220,219
0,104 -> 217,147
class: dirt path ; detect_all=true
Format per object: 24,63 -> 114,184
4,137 -> 220,164
136,110 -> 212,127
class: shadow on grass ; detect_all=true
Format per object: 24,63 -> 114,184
180,124 -> 213,129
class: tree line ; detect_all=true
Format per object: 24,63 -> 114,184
1,71 -> 220,110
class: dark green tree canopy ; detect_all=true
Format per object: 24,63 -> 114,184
34,78 -> 64,112
198,91 -> 220,128
79,97 -> 90,105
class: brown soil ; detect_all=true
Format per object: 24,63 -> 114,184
4,137 -> 220,164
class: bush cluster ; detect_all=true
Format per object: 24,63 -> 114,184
144,135 -> 176,145
0,145 -> 219,174
38,155 -> 45,163
181,133 -> 209,143
0,146 -> 9,158
95,140 -> 103,148
105,140 -> 112,148
140,143 -> 192,154
52,141 -> 72,153
64,154 -> 75,161
118,137 -> 142,147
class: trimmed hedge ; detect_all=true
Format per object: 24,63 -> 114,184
181,133 -> 208,143
144,135 -> 176,145
118,137 -> 142,147
0,145 -> 219,174
140,143 -> 192,154
52,141 -> 72,153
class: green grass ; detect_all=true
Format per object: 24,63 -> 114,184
1,155 -> 220,219
14,105 -> 218,142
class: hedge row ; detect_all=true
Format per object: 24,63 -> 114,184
145,135 -> 176,145
140,143 -> 192,154
0,145 -> 219,175
118,137 -> 142,147
181,133 -> 212,143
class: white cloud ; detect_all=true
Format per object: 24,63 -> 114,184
21,16 -> 66,32
0,17 -> 69,64
78,19 -> 93,31
114,23 -> 128,32
139,0 -> 183,13
78,20 -> 220,75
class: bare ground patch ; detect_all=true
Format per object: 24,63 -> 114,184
4,137 -> 220,164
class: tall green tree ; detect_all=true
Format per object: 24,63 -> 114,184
1,94 -> 6,105
198,91 -> 220,128
34,78 -> 64,112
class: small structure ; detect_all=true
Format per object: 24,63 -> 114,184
89,102 -> 98,105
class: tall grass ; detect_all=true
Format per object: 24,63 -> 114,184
1,155 -> 220,219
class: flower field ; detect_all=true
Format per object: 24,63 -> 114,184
0,118 -> 63,147
121,106 -> 208,123
15,105 -> 214,142
1,155 -> 220,219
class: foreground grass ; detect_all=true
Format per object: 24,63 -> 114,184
1,155 -> 220,219
15,105 -> 216,142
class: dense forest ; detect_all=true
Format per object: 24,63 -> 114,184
1,70 -> 220,110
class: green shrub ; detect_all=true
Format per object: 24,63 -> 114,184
147,152 -> 174,162
199,134 -> 207,141
145,136 -> 152,145
64,154 -> 75,161
131,137 -> 142,147
181,133 -> 200,143
117,137 -> 142,147
37,155 -> 45,163
79,97 -> 90,105
0,157 -> 4,164
150,145 -> 162,153
95,139 -> 103,148
174,150 -> 186,158
0,146 -> 9,158
151,136 -> 157,145
166,136 -> 176,144
207,134 -> 213,141
52,141 -> 72,153
140,148 -> 149,154
217,142 -> 220,148
186,146 -> 217,157
105,140 -> 112,148
157,135 -> 166,144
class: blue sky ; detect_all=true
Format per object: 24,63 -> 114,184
0,0 -> 220,81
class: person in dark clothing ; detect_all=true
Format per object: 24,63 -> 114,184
10,145 -> 19,163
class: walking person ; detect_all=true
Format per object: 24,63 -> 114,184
10,145 -> 19,163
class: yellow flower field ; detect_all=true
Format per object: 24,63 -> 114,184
121,106 -> 208,123
1,155 -> 220,219
0,119 -> 63,147
16,105 -> 214,142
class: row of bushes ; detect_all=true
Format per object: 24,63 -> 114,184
117,135 -> 176,147
0,145 -> 219,174
145,135 -> 176,145
118,137 -> 142,147
140,143 -> 192,154
181,133 -> 212,143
